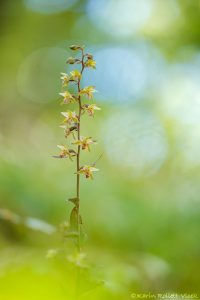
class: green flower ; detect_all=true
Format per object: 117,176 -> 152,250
77,165 -> 99,179
56,145 -> 76,160
72,136 -> 97,151
60,125 -> 77,139
82,104 -> 101,116
59,91 -> 76,104
70,70 -> 82,81
85,59 -> 96,69
60,73 -> 70,86
61,111 -> 79,125
79,86 -> 97,99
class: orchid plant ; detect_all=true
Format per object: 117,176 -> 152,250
53,45 -> 101,252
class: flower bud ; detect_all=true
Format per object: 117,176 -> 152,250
66,57 -> 81,64
66,57 -> 76,64
85,53 -> 93,59
69,45 -> 84,51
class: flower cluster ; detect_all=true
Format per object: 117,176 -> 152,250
54,45 -> 101,180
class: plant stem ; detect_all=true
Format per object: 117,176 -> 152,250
74,50 -> 85,300
76,50 -> 85,252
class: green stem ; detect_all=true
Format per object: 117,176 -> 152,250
76,49 -> 85,252
74,49 -> 85,300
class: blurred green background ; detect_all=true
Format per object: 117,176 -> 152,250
0,0 -> 200,299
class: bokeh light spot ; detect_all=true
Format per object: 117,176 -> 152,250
87,0 -> 154,37
160,74 -> 200,125
17,47 -> 67,103
178,125 -> 200,168
102,108 -> 168,178
144,0 -> 180,35
159,56 -> 200,168
83,44 -> 166,103
24,0 -> 78,14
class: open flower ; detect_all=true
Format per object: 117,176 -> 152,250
60,125 -> 77,139
79,86 -> 97,99
77,165 -> 99,179
72,136 -> 97,151
82,104 -> 101,117
56,145 -> 76,160
61,111 -> 79,125
84,59 -> 96,69
70,70 -> 81,81
59,91 -> 76,104
60,73 -> 70,86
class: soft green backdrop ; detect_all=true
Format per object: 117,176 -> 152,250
0,0 -> 200,299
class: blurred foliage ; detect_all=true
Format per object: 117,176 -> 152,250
0,0 -> 200,299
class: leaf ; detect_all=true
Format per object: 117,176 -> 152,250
70,207 -> 78,229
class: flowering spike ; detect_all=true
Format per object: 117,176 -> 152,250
54,45 -> 101,252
